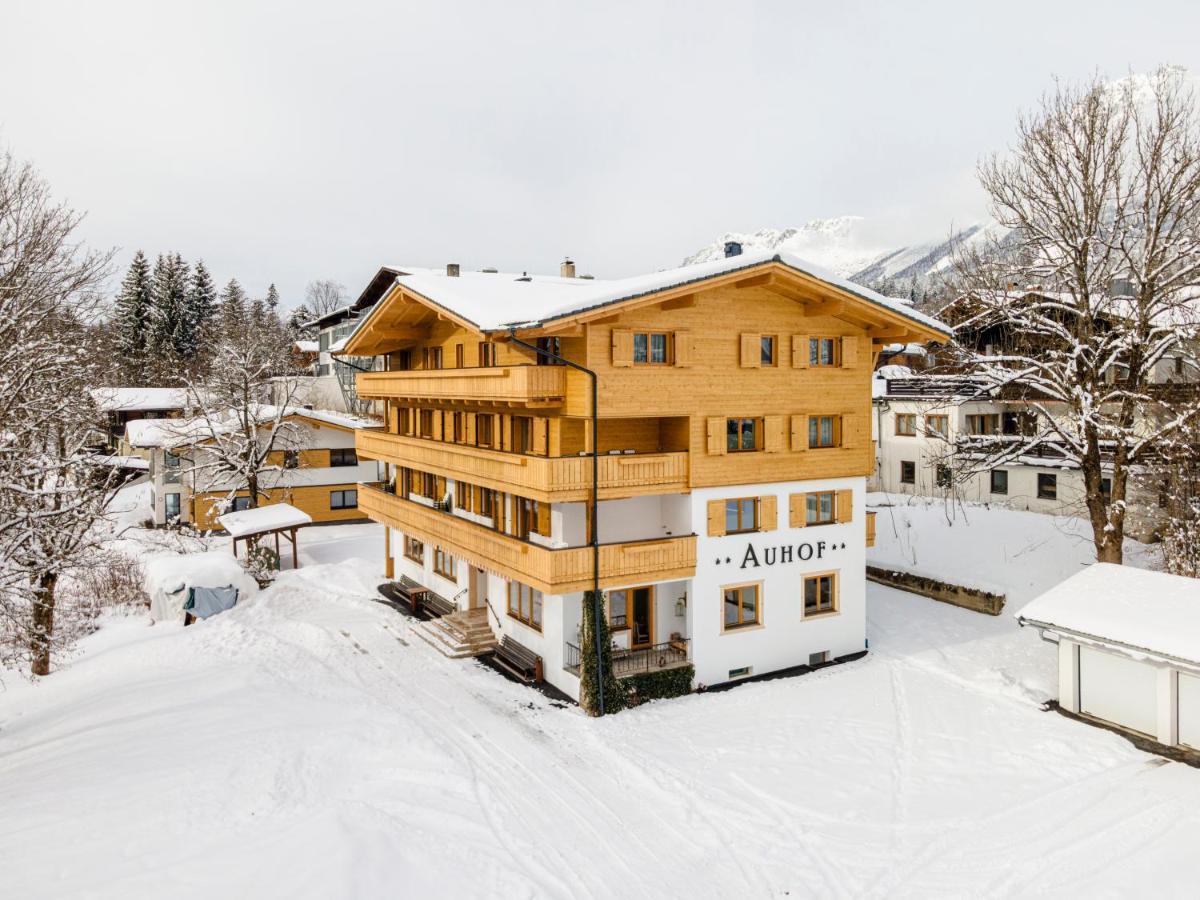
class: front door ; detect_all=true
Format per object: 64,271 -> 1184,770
630,587 -> 653,650
468,566 -> 485,610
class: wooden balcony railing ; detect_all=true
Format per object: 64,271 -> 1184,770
866,510 -> 877,548
356,365 -> 567,406
356,429 -> 689,501
359,483 -> 696,594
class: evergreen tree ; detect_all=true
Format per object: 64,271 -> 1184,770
149,253 -> 190,361
220,278 -> 248,338
112,250 -> 152,381
185,259 -> 219,358
265,283 -> 280,314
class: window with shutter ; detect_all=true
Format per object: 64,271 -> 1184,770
674,331 -> 694,367
764,415 -> 784,453
836,489 -> 853,523
611,329 -> 633,367
789,493 -> 806,528
706,417 -> 726,455
792,334 -> 810,369
760,495 -> 778,530
841,336 -> 859,368
740,333 -> 760,368
790,414 -> 807,451
706,499 -> 727,536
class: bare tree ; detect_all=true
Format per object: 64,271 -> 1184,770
301,279 -> 347,320
0,149 -> 120,675
953,67 -> 1200,563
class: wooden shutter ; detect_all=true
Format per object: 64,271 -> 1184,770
435,475 -> 447,498
764,415 -> 784,453
612,329 -> 633,367
790,493 -> 807,528
706,499 -> 726,536
706,417 -> 726,455
792,334 -> 810,369
790,414 -> 808,451
836,489 -> 854,524
674,330 -> 694,367
740,333 -> 760,368
842,414 -> 865,448
759,495 -> 778,531
841,335 -> 859,368
536,501 -> 551,537
533,419 -> 548,456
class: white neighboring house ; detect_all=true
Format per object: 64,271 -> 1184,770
870,371 -> 1165,540
274,306 -> 382,416
125,407 -> 383,528
1016,564 -> 1200,753
91,387 -> 193,455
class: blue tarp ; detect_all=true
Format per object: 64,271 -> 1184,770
184,585 -> 239,619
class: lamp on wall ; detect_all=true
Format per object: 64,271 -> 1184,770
675,595 -> 687,617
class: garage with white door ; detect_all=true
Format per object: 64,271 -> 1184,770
1017,564 -> 1200,752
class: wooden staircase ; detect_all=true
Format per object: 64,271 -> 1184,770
413,608 -> 498,659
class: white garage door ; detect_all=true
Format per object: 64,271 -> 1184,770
1179,672 -> 1200,750
1078,645 -> 1158,736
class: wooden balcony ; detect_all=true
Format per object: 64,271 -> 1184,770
866,510 -> 876,548
359,484 -> 696,595
356,429 -> 689,501
356,365 -> 567,407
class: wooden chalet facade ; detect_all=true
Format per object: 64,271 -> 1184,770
339,250 -> 950,698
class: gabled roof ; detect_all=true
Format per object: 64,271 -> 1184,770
92,387 -> 192,412
124,407 -> 381,449
340,251 -> 953,356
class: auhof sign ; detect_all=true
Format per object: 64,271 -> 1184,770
712,538 -> 849,571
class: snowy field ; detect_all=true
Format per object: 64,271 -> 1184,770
2,492 -> 1199,897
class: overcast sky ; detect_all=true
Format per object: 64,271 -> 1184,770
4,0 -> 1199,309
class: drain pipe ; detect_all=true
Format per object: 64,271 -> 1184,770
507,327 -> 605,715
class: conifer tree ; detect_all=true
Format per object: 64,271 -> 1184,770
185,259 -> 219,358
220,278 -> 248,338
265,283 -> 280,314
149,252 -> 190,362
112,250 -> 152,381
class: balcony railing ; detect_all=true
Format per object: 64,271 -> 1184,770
356,365 -> 567,406
360,483 -> 696,594
563,639 -> 691,677
356,429 -> 689,501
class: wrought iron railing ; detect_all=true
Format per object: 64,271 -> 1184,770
564,641 -> 581,672
610,640 -> 690,677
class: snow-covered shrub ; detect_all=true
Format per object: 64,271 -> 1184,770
245,544 -> 280,585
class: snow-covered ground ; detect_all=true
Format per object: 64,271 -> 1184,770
1,492 -> 1198,897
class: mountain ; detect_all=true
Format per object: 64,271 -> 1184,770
684,218 -> 1005,304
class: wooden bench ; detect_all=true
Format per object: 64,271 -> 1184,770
493,636 -> 543,683
422,591 -> 456,618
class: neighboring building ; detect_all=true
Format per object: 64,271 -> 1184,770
91,387 -> 192,454
336,251 -> 950,700
1017,564 -> 1200,755
125,408 -> 382,528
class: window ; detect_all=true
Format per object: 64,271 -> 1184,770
475,414 -> 494,448
231,496 -> 252,512
895,414 -> 917,437
331,489 -> 358,510
423,347 -> 443,369
477,486 -> 498,520
728,666 -> 753,680
164,451 -> 180,469
760,335 -> 776,366
283,450 -> 300,469
727,417 -> 761,452
809,337 -> 838,367
329,448 -> 358,467
433,547 -> 457,580
935,464 -> 952,488
512,416 -> 534,454
925,415 -> 948,438
990,469 -> 1008,495
803,572 -> 837,617
806,491 -> 836,526
1001,411 -> 1036,436
418,409 -> 436,439
507,582 -> 543,630
514,497 -> 549,539
808,415 -> 839,448
966,414 -> 1000,436
478,342 -> 496,367
409,470 -> 438,499
455,343 -> 465,368
608,589 -> 629,629
164,493 -> 180,521
1037,473 -> 1057,500
396,349 -> 412,370
633,332 -> 670,365
725,498 -> 759,534
536,336 -> 564,365
450,412 -> 465,443
900,460 -> 916,484
1101,477 -> 1112,501
723,584 -> 761,630
403,536 -> 424,563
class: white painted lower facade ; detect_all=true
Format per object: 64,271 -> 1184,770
386,474 -> 868,702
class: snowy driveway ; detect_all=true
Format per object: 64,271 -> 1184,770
1,560 -> 1198,898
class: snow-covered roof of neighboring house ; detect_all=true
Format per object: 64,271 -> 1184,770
882,342 -> 928,355
218,503 -> 314,538
92,387 -> 191,412
343,251 -> 953,345
873,375 -> 992,402
294,340 -> 319,354
124,407 -> 381,449
309,305 -> 354,327
91,453 -> 150,471
1016,564 -> 1200,666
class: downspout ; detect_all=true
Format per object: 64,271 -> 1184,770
507,327 -> 605,716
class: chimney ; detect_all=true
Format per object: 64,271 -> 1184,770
724,241 -> 743,258
560,258 -> 576,278
446,263 -> 460,277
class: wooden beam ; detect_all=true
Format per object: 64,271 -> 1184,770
659,294 -> 697,310
733,274 -> 772,289
805,300 -> 845,318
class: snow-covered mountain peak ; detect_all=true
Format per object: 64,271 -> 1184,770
682,217 -> 886,277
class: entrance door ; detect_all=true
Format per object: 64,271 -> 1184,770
468,566 -> 486,610
630,587 -> 654,650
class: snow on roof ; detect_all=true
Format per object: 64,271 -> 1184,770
346,251 -> 953,344
123,407 -> 380,449
92,387 -> 191,412
294,340 -> 319,353
218,502 -> 313,538
91,453 -> 150,471
1015,564 -> 1200,665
